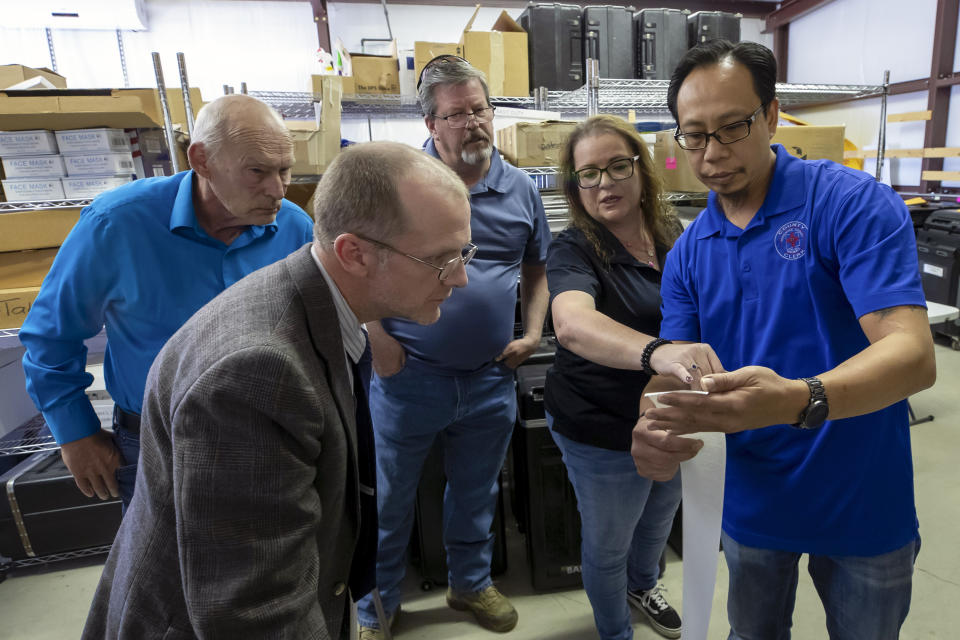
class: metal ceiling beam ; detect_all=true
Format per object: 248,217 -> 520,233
920,0 -> 960,193
309,0 -> 331,52
764,0 -> 836,33
773,25 -> 789,82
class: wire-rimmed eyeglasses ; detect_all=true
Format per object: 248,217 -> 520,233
355,234 -> 477,281
674,104 -> 766,150
573,155 -> 640,189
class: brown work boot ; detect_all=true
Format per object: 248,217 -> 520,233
358,609 -> 399,640
446,585 -> 518,632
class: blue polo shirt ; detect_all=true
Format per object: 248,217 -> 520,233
660,145 -> 925,556
380,140 -> 551,375
20,171 -> 314,445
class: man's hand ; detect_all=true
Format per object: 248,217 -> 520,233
649,342 -> 725,388
60,430 -> 123,500
496,335 -> 539,369
631,415 -> 704,481
645,366 -> 808,435
369,326 -> 406,378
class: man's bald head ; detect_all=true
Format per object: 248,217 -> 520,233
190,94 -> 290,158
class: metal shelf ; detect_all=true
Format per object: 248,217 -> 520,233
5,544 -> 112,570
254,80 -> 882,120
0,199 -> 91,212
0,415 -> 58,458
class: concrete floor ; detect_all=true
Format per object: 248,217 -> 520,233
1,339 -> 959,640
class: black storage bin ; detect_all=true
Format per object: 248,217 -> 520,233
0,449 -> 122,562
410,433 -> 507,590
583,5 -> 636,80
634,8 -> 688,80
908,203 -> 951,237
512,417 -> 582,590
917,210 -> 960,307
520,3 -> 584,91
687,10 -> 741,48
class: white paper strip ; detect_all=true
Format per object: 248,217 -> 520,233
679,432 -> 726,640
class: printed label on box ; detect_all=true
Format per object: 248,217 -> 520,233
923,263 -> 945,278
0,130 -> 59,155
1,155 -> 66,178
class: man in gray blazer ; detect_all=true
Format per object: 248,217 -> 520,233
82,141 -> 473,639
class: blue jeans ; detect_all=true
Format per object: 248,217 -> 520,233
111,423 -> 140,513
549,421 -> 682,640
356,363 -> 516,628
722,530 -> 920,640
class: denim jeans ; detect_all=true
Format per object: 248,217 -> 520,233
722,530 -> 920,640
548,421 -> 682,640
355,362 -> 516,628
110,423 -> 140,513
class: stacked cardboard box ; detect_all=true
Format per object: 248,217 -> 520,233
0,127 -> 134,202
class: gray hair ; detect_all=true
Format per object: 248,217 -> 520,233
190,94 -> 287,156
418,57 -> 490,119
312,142 -> 469,245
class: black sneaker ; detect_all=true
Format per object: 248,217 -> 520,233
628,584 -> 681,639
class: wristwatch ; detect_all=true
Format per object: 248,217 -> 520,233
793,377 -> 829,429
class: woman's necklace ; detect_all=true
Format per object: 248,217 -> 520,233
623,235 -> 656,267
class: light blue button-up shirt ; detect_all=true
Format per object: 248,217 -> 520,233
20,171 -> 314,444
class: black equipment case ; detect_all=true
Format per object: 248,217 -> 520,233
634,8 -> 688,80
0,448 -> 122,564
583,5 -> 636,80
687,10 -> 741,48
917,209 -> 960,307
519,3 -> 585,91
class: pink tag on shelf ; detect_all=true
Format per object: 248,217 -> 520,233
665,157 -> 678,170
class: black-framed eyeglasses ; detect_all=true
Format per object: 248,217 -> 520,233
355,234 -> 478,281
674,104 -> 766,151
431,106 -> 496,129
417,54 -> 469,90
573,155 -> 640,189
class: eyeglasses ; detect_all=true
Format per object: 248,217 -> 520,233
417,54 -> 469,90
432,106 -> 496,128
573,155 -> 640,189
674,104 -> 766,151
355,234 -> 478,281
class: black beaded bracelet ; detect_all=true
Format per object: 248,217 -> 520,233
641,338 -> 673,376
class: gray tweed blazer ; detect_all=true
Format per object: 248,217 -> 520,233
82,244 -> 362,639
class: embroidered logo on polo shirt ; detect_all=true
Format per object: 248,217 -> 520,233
774,221 -> 807,260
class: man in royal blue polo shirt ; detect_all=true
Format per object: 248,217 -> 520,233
20,94 -> 314,511
632,41 -> 935,639
357,56 -> 550,638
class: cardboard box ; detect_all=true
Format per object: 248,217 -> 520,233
1,178 -> 65,202
129,128 -> 189,178
1,155 -> 66,179
497,121 -> 578,167
289,75 -> 342,175
654,130 -> 707,193
0,65 -> 66,90
0,87 -> 203,133
0,208 -> 82,252
62,176 -> 133,199
461,9 -> 529,97
0,248 -> 58,289
414,42 -> 464,80
0,130 -> 59,156
350,54 -> 400,95
772,125 -> 845,164
55,127 -> 129,154
63,151 -> 135,177
0,287 -> 41,329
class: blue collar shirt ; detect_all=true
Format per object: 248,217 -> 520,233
659,145 -> 925,555
20,170 -> 314,444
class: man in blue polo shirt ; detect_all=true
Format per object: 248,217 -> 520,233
632,41 -> 935,639
357,56 -> 550,638
20,94 -> 314,511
